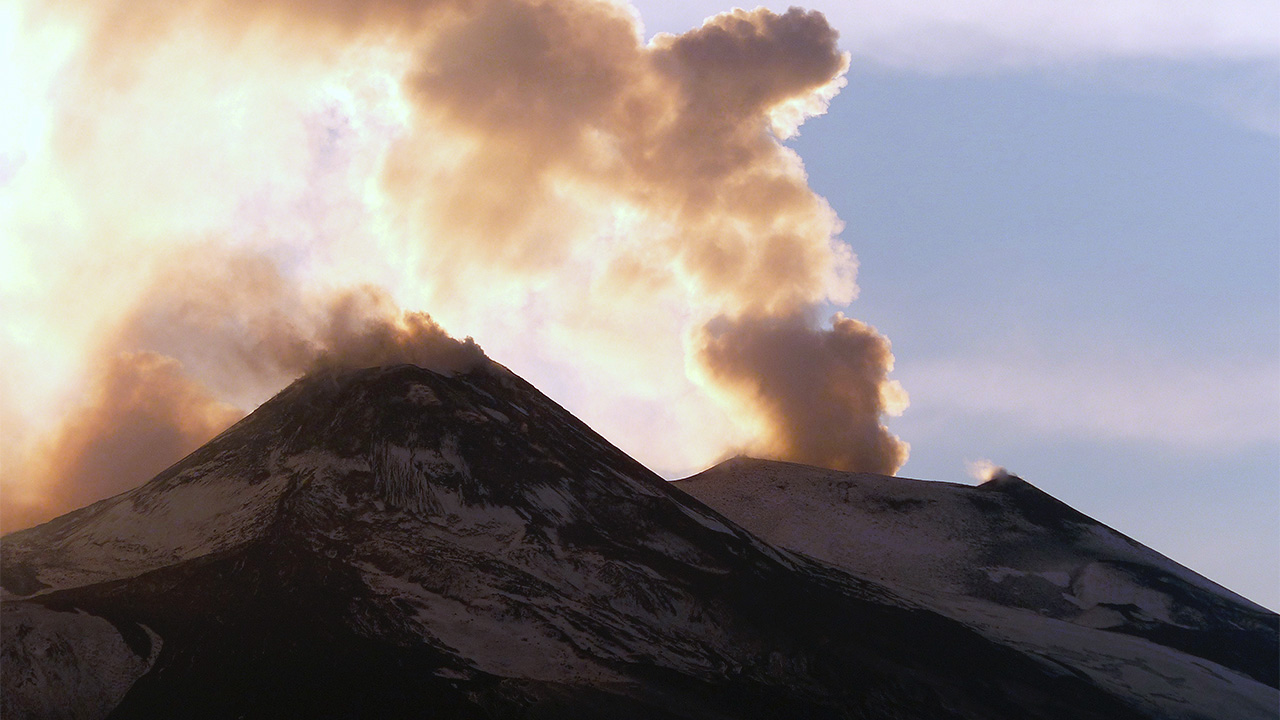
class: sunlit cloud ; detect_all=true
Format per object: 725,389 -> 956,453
2,351 -> 244,532
900,353 -> 1280,450
965,458 -> 1008,484
632,1 -> 1280,135
633,0 -> 1280,68
841,0 -> 1278,70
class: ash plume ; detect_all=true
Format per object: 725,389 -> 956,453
4,250 -> 484,530
968,460 -> 1014,484
1,352 -> 242,532
697,313 -> 909,475
308,288 -> 487,374
116,250 -> 486,386
4,0 -> 910,526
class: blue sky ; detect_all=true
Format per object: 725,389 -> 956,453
633,1 -> 1280,608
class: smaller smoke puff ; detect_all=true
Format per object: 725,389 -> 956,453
697,313 -> 909,476
967,459 -> 1013,484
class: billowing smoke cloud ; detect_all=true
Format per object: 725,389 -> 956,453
380,3 -> 858,320
390,2 -> 906,474
3,0 -> 908,529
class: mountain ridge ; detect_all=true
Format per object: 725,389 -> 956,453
2,363 -> 1274,719
676,456 -> 1279,690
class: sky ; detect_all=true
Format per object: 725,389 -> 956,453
2,0 -> 1277,609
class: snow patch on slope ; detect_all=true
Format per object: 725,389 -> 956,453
938,596 -> 1279,720
1069,563 -> 1176,624
3,466 -> 292,595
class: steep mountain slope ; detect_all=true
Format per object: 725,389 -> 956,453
677,457 -> 1280,718
2,362 -> 1154,719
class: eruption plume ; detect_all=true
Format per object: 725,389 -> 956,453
3,249 -> 485,531
1,352 -> 242,532
698,313 -> 908,475
3,0 -> 908,528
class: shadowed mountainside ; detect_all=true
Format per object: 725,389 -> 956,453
2,363 -> 1272,719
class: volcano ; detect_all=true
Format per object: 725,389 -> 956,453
678,458 -> 1279,718
2,361 -> 1275,719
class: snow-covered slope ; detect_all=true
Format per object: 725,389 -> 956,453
676,457 -> 1280,718
2,363 -> 1160,720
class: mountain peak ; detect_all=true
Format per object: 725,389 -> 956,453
0,362 -> 645,600
3,366 -> 1274,719
976,468 -> 1023,488
973,468 -> 1097,530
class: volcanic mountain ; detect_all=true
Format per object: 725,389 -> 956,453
1,361 -> 1275,719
